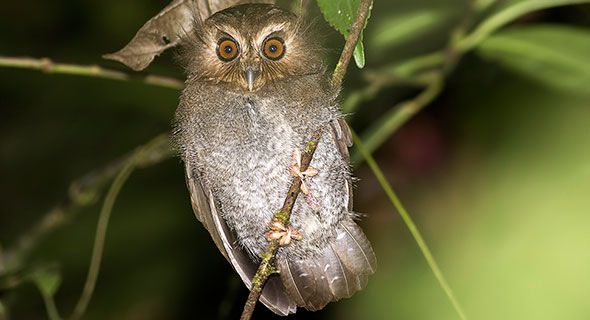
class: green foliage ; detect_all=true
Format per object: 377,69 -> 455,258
478,24 -> 590,95
370,9 -> 453,51
355,58 -> 590,320
460,0 -> 590,50
317,0 -> 372,68
352,130 -> 467,320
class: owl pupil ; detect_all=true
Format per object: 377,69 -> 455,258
224,46 -> 233,54
269,45 -> 277,53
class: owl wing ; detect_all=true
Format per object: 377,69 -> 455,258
330,117 -> 354,210
185,166 -> 297,315
331,117 -> 353,159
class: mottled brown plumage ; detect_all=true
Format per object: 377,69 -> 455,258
173,4 -> 376,315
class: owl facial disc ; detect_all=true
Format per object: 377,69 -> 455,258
181,4 -> 325,93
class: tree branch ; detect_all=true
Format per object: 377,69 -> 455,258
331,0 -> 373,88
0,56 -> 183,90
240,1 -> 373,318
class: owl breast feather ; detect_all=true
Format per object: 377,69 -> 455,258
177,77 -> 351,260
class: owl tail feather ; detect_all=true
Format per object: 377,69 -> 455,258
276,219 -> 377,311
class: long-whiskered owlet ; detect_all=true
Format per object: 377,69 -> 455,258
173,3 -> 376,315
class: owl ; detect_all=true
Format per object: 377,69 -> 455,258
173,3 -> 376,315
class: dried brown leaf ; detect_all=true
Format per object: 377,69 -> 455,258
103,0 -> 275,71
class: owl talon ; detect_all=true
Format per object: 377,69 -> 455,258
290,148 -> 318,195
266,219 -> 303,246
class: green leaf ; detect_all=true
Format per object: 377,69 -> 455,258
478,24 -> 590,95
317,0 -> 372,68
460,0 -> 590,51
354,40 -> 365,67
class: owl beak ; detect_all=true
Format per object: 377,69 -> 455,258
245,67 -> 256,92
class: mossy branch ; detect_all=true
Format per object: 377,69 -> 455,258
331,0 -> 373,88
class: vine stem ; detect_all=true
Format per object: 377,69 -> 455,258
69,136 -> 167,320
39,289 -> 62,320
352,130 -> 467,320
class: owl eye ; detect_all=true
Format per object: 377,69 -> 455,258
217,38 -> 239,62
262,37 -> 285,61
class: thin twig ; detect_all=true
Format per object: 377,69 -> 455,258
352,131 -> 467,320
239,130 -> 322,320
240,1 -> 373,318
69,135 -> 168,320
331,0 -> 373,88
0,56 -> 183,90
69,155 -> 137,320
39,289 -> 62,320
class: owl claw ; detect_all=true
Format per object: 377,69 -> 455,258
266,219 -> 303,246
290,149 -> 318,195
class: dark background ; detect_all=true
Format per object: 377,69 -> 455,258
1,0 -> 590,319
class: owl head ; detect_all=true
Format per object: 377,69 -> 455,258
179,4 -> 325,92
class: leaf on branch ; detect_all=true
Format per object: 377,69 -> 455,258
317,0 -> 373,68
103,0 -> 275,71
478,24 -> 590,95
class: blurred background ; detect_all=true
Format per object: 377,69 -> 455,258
1,0 -> 590,319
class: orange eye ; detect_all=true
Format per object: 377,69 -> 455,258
262,37 -> 285,61
217,38 -> 239,61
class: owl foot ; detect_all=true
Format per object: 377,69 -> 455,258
266,220 -> 303,246
290,148 -> 318,195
